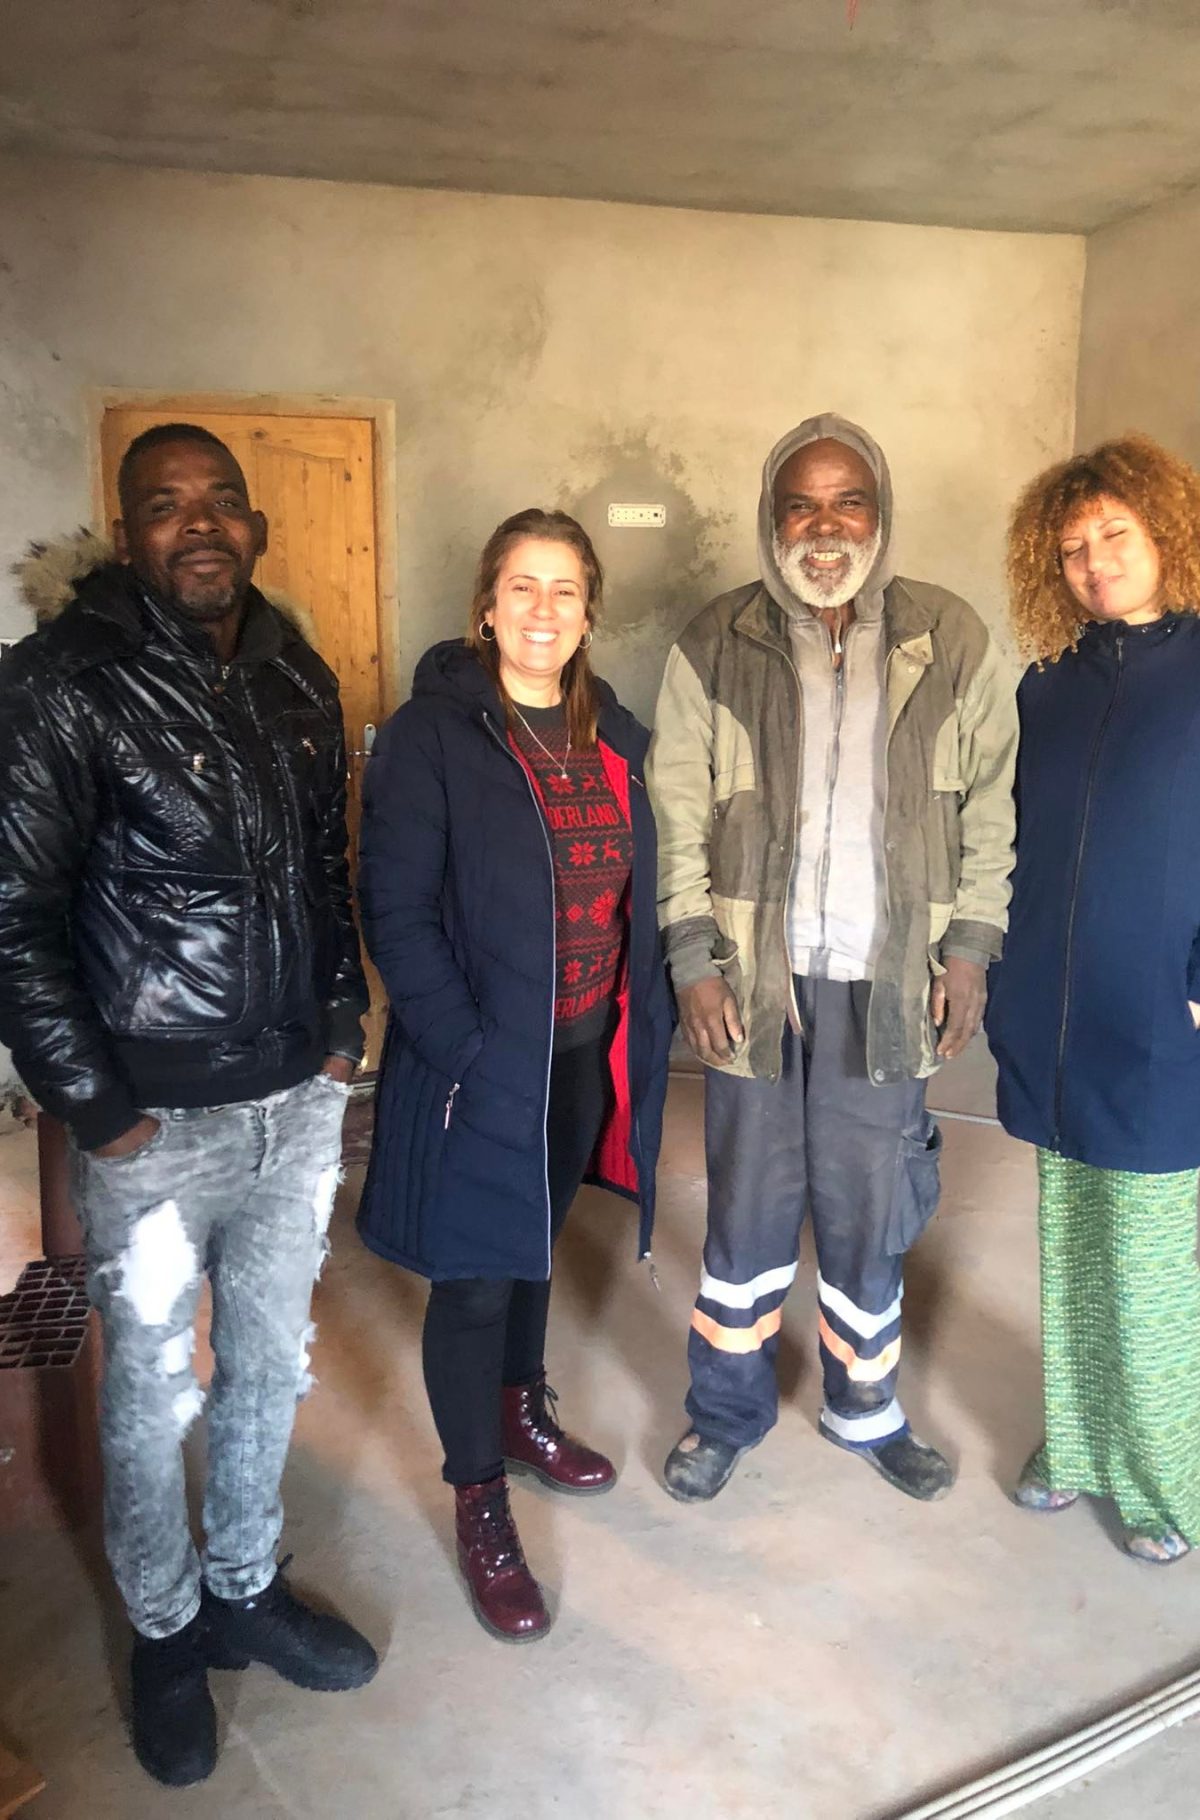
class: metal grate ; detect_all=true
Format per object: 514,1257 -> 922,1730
0,1256 -> 91,1372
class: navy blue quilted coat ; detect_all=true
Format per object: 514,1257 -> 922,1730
988,613 -> 1200,1172
356,641 -> 673,1280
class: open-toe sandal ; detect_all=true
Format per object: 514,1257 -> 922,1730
1012,1462 -> 1079,1513
1123,1529 -> 1191,1565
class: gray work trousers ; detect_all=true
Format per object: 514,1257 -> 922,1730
72,1072 -> 349,1638
686,977 -> 942,1451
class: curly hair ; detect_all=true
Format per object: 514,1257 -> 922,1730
1007,434 -> 1200,663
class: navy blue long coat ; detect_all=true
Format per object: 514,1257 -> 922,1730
988,613 -> 1200,1173
356,641 -> 673,1280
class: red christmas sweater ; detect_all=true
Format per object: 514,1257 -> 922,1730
508,703 -> 633,1050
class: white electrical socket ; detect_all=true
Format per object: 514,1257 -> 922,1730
607,503 -> 666,528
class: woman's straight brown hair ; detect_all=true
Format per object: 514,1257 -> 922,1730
465,508 -> 604,749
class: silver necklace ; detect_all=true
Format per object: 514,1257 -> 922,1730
512,705 -> 571,778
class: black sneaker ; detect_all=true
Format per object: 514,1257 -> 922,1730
820,1421 -> 955,1501
663,1430 -> 747,1503
130,1612 -> 217,1787
203,1566 -> 379,1692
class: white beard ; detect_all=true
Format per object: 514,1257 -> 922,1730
774,526 -> 882,610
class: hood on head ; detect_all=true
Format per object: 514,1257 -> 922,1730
756,412 -> 894,620
12,528 -> 320,648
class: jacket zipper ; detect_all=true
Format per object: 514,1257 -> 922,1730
260,660 -> 337,1028
813,622 -> 852,967
484,714 -> 557,1277
1052,632 -> 1124,1147
444,1082 -> 460,1128
779,650 -> 803,1034
872,639 -> 899,1079
238,664 -> 284,1008
213,655 -> 282,1014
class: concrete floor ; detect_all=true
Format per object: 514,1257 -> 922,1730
4,1071 -> 1200,1818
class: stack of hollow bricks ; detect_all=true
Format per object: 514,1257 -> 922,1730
0,1252 -> 101,1530
0,1200 -> 95,1810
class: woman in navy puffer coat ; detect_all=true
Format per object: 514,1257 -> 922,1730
988,435 -> 1200,1566
357,509 -> 672,1641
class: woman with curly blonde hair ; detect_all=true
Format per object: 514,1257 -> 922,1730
988,434 -> 1200,1565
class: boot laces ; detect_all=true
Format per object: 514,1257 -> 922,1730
475,1485 -> 523,1571
539,1379 -> 567,1442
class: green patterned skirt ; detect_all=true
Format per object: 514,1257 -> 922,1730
1032,1150 -> 1200,1542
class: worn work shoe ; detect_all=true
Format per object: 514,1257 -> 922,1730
203,1567 -> 379,1691
455,1473 -> 551,1643
663,1429 -> 746,1503
821,1421 -> 956,1501
502,1372 -> 616,1495
130,1612 -> 218,1787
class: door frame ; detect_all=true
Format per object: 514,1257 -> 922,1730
85,387 -> 402,715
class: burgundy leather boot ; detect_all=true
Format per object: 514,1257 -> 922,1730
454,1474 -> 551,1643
502,1372 -> 616,1495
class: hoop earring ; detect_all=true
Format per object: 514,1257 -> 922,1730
579,629 -> 593,649
479,623 -> 496,642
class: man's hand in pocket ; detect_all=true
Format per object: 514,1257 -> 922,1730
92,1114 -> 161,1160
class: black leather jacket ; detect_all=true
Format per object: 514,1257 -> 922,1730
0,558 -> 368,1148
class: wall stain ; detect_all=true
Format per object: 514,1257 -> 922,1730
555,427 -> 734,720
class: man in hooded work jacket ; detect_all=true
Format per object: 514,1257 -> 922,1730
647,413 -> 1018,1503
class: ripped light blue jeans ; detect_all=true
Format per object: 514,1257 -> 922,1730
72,1072 -> 350,1638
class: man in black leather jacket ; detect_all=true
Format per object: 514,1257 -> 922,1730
0,425 -> 378,1787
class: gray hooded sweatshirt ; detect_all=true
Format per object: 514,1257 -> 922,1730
758,413 -> 894,981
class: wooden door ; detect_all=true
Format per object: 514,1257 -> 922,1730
99,405 -> 387,1068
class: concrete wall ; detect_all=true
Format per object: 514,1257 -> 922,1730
1076,183 -> 1200,463
0,155 -> 1083,722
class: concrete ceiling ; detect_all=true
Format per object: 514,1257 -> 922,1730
3,0 -> 1200,234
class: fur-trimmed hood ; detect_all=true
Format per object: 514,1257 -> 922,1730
13,528 -> 319,650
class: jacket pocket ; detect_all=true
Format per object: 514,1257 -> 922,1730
884,1116 -> 943,1255
110,938 -> 153,1031
109,726 -> 230,866
275,709 -> 336,805
455,1057 -> 541,1153
109,875 -> 251,1034
82,1116 -> 171,1174
710,790 -> 774,901
365,1037 -> 452,1262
